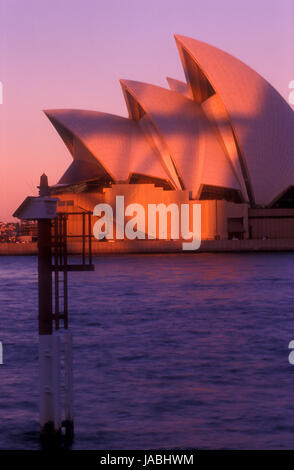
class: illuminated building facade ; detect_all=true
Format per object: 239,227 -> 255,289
44,35 -> 294,250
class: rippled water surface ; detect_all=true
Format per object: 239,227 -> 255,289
1,253 -> 294,449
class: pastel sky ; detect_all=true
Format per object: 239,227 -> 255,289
0,0 -> 294,221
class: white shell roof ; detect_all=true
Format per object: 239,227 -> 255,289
44,35 -> 294,207
44,109 -> 170,184
175,35 -> 294,206
121,79 -> 241,198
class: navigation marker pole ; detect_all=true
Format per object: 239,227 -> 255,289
38,215 -> 62,438
13,174 -> 94,445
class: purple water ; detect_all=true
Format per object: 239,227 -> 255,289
1,253 -> 294,449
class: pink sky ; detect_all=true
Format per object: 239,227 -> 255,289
0,0 -> 294,221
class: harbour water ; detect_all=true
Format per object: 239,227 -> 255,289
1,253 -> 294,449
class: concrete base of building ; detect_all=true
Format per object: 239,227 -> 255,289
3,238 -> 294,255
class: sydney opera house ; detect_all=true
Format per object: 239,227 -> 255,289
44,35 -> 294,251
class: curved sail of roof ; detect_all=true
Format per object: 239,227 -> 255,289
58,159 -> 110,185
44,109 -> 171,185
199,117 -> 242,195
121,80 -> 185,190
201,94 -> 249,201
166,77 -> 192,98
121,79 -> 242,198
166,77 -> 247,198
175,35 -> 294,206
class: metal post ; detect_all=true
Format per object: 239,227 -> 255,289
82,212 -> 86,264
39,335 -> 61,438
14,186 -> 95,446
54,218 -> 59,331
63,330 -> 74,438
63,215 -> 68,329
88,212 -> 92,266
61,215 -> 74,439
38,219 -> 53,336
